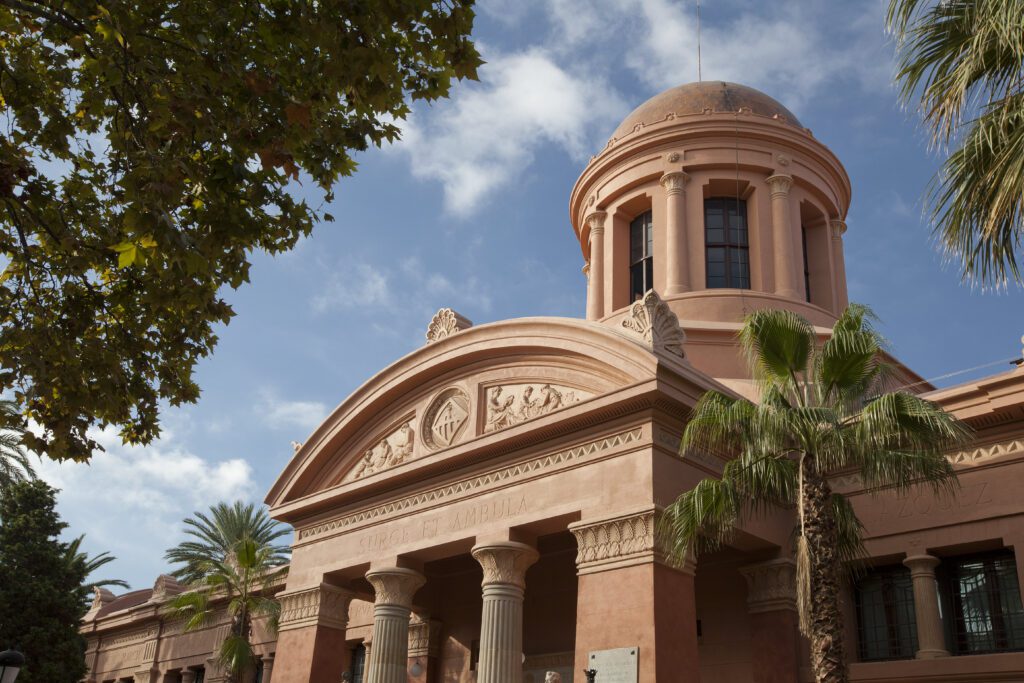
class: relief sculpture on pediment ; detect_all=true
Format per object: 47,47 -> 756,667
484,383 -> 592,434
347,421 -> 416,482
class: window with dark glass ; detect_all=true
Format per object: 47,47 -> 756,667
349,643 -> 367,683
194,668 -> 206,683
855,565 -> 919,661
629,210 -> 654,300
944,552 -> 1024,655
254,659 -> 264,683
802,227 -> 812,302
704,198 -> 750,289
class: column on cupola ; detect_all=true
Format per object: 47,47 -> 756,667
272,582 -> 355,683
829,219 -> 849,310
571,507 -> 699,681
739,559 -> 801,683
585,211 -> 607,320
365,567 -> 426,683
471,541 -> 540,683
766,173 -> 800,298
661,171 -> 691,295
903,555 -> 949,659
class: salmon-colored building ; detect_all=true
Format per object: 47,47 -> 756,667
82,82 -> 1024,683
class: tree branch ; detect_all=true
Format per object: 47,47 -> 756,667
0,0 -> 86,33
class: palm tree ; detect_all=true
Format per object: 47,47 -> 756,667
65,534 -> 130,592
887,0 -> 1024,286
165,502 -> 289,682
660,305 -> 969,683
0,399 -> 35,488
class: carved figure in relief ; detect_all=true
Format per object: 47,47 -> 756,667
392,422 -> 415,459
350,421 -> 415,480
487,386 -> 516,431
485,384 -> 585,433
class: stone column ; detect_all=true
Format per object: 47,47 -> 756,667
739,559 -> 800,683
903,554 -> 949,658
829,219 -> 849,311
365,567 -> 426,683
180,670 -> 197,683
766,174 -> 800,298
661,171 -> 691,295
260,654 -> 274,683
272,582 -> 355,683
585,211 -> 607,320
471,541 -> 539,683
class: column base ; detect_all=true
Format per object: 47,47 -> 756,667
916,648 -> 951,659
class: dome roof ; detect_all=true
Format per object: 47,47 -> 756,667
611,81 -> 802,140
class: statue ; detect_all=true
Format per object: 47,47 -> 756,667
545,673 -> 562,683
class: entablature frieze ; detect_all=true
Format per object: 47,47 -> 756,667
569,506 -> 694,575
294,426 -> 647,546
277,582 -> 354,632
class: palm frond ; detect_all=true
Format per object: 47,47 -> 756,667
659,477 -> 741,564
931,98 -> 1024,285
218,634 -> 256,677
852,392 -> 968,492
888,0 -> 1024,286
739,309 -> 816,398
0,399 -> 36,487
831,494 -> 867,567
167,589 -> 214,632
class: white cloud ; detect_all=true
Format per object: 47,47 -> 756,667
257,389 -> 328,431
391,0 -> 892,215
392,46 -> 626,216
311,262 -> 390,312
311,254 -> 493,324
37,426 -> 257,589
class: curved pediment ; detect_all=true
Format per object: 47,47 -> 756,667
266,317 -> 670,519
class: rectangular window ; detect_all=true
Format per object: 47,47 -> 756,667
704,198 -> 750,289
945,553 -> 1024,655
629,210 -> 654,300
855,566 -> 919,661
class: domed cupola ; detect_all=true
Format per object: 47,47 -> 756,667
569,80 -> 852,382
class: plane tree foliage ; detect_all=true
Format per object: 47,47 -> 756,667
0,0 -> 481,461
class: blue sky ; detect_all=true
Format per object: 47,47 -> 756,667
40,0 -> 1024,590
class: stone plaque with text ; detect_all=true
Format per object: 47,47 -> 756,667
587,647 -> 638,683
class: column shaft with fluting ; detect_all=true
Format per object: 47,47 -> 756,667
471,541 -> 539,683
661,171 -> 690,295
767,174 -> 800,298
365,567 -> 426,683
585,212 -> 607,320
903,554 -> 949,658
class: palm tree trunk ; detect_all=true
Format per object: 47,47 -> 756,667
802,456 -> 849,683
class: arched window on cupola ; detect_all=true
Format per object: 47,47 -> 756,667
629,210 -> 654,300
704,197 -> 750,289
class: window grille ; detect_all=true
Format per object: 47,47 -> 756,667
855,565 -> 918,661
946,553 -> 1024,655
629,210 -> 654,300
350,643 -> 367,683
704,198 -> 750,289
